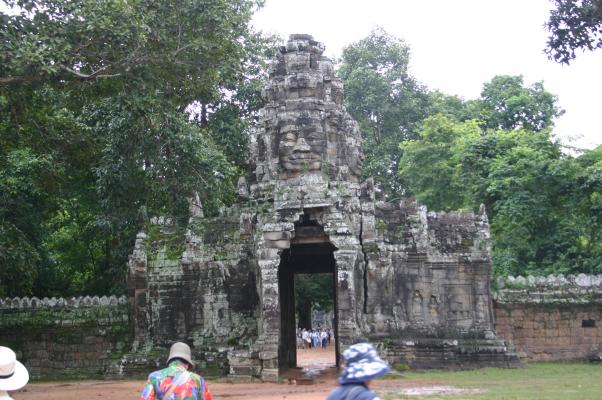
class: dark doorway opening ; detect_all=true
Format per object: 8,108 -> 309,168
278,238 -> 338,370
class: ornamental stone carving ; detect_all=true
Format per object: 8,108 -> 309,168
127,34 -> 519,380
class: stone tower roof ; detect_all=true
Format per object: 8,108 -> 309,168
250,34 -> 363,196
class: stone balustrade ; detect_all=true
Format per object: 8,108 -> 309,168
497,273 -> 602,289
0,295 -> 127,309
494,274 -> 602,304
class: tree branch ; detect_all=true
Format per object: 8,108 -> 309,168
0,75 -> 41,84
59,64 -> 121,79
0,65 -> 121,85
172,43 -> 195,58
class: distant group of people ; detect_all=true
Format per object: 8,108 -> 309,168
298,327 -> 333,349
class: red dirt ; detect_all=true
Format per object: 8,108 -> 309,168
10,346 -> 434,400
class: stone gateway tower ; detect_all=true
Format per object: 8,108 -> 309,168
128,34 -> 518,380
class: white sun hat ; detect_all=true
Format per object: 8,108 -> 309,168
167,342 -> 195,367
0,347 -> 29,391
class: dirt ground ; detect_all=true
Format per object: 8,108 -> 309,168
10,346 -> 430,400
12,346 -> 339,400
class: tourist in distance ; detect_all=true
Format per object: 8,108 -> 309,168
320,329 -> 328,348
297,329 -> 304,349
0,346 -> 29,400
326,343 -> 390,400
312,330 -> 320,349
302,329 -> 311,349
140,342 -> 212,400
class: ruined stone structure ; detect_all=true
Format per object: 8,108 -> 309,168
10,35 -> 602,381
0,296 -> 128,379
128,34 -> 518,380
494,274 -> 602,361
7,273 -> 602,379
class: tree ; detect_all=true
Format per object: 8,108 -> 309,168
398,113 -> 602,277
563,146 -> 602,273
546,0 -> 602,64
0,0 -> 268,296
295,274 -> 334,330
476,75 -> 563,132
476,130 -> 569,276
426,91 -> 474,122
338,28 -> 430,197
0,149 -> 53,297
398,115 -> 480,211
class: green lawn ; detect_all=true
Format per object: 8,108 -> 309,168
381,362 -> 602,400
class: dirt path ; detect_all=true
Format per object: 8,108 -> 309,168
11,346 -> 444,400
13,378 -> 339,400
12,347 -> 339,400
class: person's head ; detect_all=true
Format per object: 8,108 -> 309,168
338,343 -> 390,385
0,346 -> 29,392
167,342 -> 194,369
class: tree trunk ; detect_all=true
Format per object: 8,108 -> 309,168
298,301 -> 312,330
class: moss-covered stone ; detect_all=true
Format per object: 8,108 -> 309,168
0,298 -> 129,380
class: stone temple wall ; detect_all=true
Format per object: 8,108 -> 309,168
494,274 -> 602,361
364,197 -> 518,369
4,273 -> 602,378
128,200 -> 260,377
0,296 -> 128,379
362,199 -> 494,338
128,34 -> 518,379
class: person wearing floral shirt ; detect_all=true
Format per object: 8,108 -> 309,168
140,342 -> 212,400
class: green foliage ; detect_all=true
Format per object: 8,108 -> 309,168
0,149 -> 54,297
475,131 -> 568,275
375,219 -> 387,230
546,0 -> 602,64
392,362 -> 411,372
338,28 -> 430,197
476,75 -> 563,132
469,132 -> 602,276
399,111 -> 602,276
295,273 -> 334,329
399,115 -> 481,211
426,91 -> 475,122
0,0 -> 269,296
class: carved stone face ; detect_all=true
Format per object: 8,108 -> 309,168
348,148 -> 364,178
278,127 -> 325,173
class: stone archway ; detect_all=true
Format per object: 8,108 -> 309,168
278,234 -> 338,369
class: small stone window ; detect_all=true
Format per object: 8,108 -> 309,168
582,319 -> 596,328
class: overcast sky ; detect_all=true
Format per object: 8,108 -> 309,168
252,0 -> 602,151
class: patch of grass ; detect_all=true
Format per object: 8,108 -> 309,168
393,363 -> 411,372
380,372 -> 406,381
381,362 -> 602,400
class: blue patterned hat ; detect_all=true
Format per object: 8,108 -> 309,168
339,343 -> 390,384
